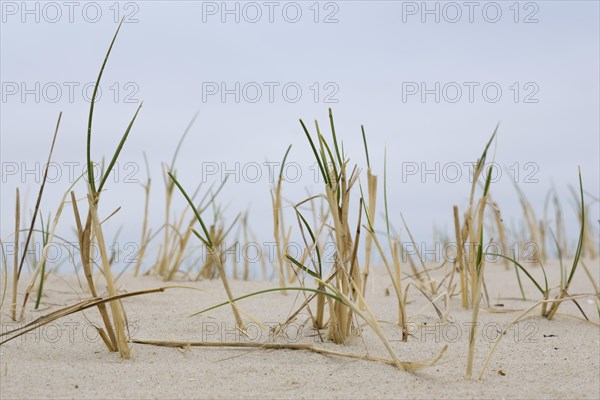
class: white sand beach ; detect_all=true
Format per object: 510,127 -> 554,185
1,261 -> 598,399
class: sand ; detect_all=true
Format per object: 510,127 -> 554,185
1,260 -> 599,400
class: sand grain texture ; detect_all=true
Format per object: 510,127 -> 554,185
1,261 -> 599,399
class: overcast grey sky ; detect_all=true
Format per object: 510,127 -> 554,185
1,1 -> 598,272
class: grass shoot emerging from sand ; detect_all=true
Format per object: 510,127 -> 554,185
1,23 -> 598,383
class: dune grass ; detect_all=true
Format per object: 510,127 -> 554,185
271,144 -> 293,290
168,172 -> 245,331
1,100 -> 596,374
0,24 -> 597,382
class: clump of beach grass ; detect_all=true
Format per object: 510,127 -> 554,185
444,126 -> 497,377
68,18 -> 142,358
185,110 -> 449,370
168,173 -> 245,332
0,20 -> 597,382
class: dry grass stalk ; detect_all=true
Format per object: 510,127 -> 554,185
133,155 -> 152,276
282,112 -> 365,344
453,205 -> 468,309
0,239 -> 8,314
286,111 -> 412,346
544,171 -> 586,320
162,179 -> 230,281
360,126 -> 377,309
208,240 -> 245,332
361,169 -> 377,306
241,212 -> 251,280
194,212 -> 239,281
20,178 -> 84,318
271,145 -> 292,291
465,171 -> 493,377
166,218 -> 196,281
363,196 -> 408,339
10,113 -> 61,320
131,338 -> 447,372
157,167 -> 176,277
489,199 -> 510,269
0,287 -> 170,345
15,114 -> 61,281
290,196 -> 329,329
454,127 -> 497,311
325,163 -> 362,344
71,191 -> 118,351
574,191 -> 598,259
155,113 -> 199,277
10,188 -> 20,321
168,173 -> 245,332
400,214 -> 436,293
87,193 -> 131,358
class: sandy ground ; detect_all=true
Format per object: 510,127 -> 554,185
1,259 -> 599,400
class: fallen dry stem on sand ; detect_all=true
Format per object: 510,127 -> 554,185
1,22 -> 598,392
130,338 -> 448,372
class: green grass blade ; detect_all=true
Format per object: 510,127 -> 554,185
540,262 -> 549,293
189,287 -> 341,317
316,124 -> 339,201
97,102 -> 143,193
476,230 -> 484,272
476,166 -> 495,272
278,145 -> 292,180
328,108 -> 343,167
567,168 -> 585,285
484,253 -> 545,295
361,125 -> 370,170
299,119 -> 328,185
359,184 -> 372,230
285,255 -> 319,279
34,212 -> 49,310
482,163 -> 493,197
514,263 -> 526,301
191,228 -> 211,248
168,172 -> 213,247
383,147 -> 390,236
293,207 -> 322,276
477,123 -> 499,170
315,121 -> 337,190
317,124 -> 338,179
87,18 -> 125,194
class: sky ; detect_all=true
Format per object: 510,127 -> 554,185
1,1 -> 599,274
